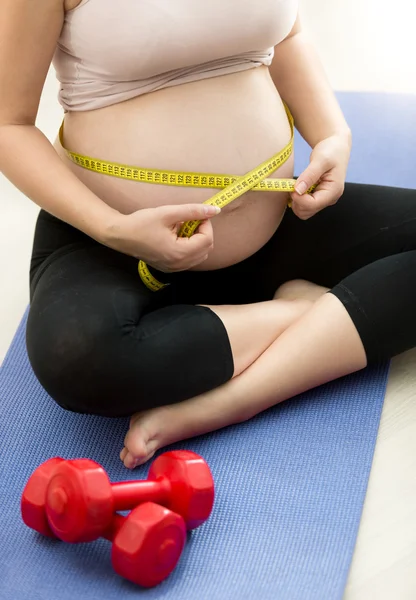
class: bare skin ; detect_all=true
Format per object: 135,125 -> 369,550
0,2 -> 360,472
55,66 -> 294,270
119,279 -> 366,469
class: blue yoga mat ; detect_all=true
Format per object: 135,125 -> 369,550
0,91 -> 413,600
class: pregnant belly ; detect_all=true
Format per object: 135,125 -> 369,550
54,66 -> 294,270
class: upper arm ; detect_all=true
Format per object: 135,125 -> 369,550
0,0 -> 65,126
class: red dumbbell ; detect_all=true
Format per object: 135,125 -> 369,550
21,450 -> 214,543
21,457 -> 65,537
96,501 -> 185,587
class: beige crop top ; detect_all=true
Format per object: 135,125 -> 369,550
53,0 -> 298,112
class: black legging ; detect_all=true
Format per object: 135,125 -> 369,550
26,183 -> 416,417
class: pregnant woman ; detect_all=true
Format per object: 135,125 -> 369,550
1,0 -> 415,469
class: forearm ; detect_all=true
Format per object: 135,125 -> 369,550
0,124 -> 118,241
269,31 -> 351,148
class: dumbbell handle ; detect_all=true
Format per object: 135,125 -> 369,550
102,513 -> 125,541
111,478 -> 171,512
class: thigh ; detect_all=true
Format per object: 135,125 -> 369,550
257,183 -> 416,289
27,240 -> 156,406
30,209 -> 175,317
28,210 -> 281,307
30,210 -> 95,290
27,228 -> 233,416
330,249 -> 416,362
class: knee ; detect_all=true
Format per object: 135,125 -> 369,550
274,279 -> 329,303
273,279 -> 311,300
26,307 -> 133,416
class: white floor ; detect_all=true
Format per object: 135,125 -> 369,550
1,1 -> 415,598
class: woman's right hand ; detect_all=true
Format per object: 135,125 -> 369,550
103,203 -> 221,272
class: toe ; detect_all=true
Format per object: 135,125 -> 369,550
122,420 -> 157,468
124,427 -> 148,461
121,407 -> 170,468
123,451 -> 138,470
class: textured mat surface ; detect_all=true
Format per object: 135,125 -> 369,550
1,91 -> 413,600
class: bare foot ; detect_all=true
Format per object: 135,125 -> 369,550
119,290 -> 323,469
120,383 -> 238,468
274,279 -> 329,302
120,398 -> 222,469
120,409 -> 167,469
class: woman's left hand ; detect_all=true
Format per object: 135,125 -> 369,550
290,132 -> 352,220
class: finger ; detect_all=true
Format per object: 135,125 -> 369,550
290,200 -> 316,220
294,156 -> 331,196
161,203 -> 221,224
178,219 -> 214,250
290,191 -> 317,213
193,218 -> 214,238
167,248 -> 213,272
291,188 -> 338,220
308,187 -> 342,210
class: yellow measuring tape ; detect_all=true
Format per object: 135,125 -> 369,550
60,105 -> 315,292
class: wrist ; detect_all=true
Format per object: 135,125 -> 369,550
335,127 -> 352,150
312,127 -> 352,150
87,205 -> 123,246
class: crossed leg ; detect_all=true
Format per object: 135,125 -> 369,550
120,280 -> 365,468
